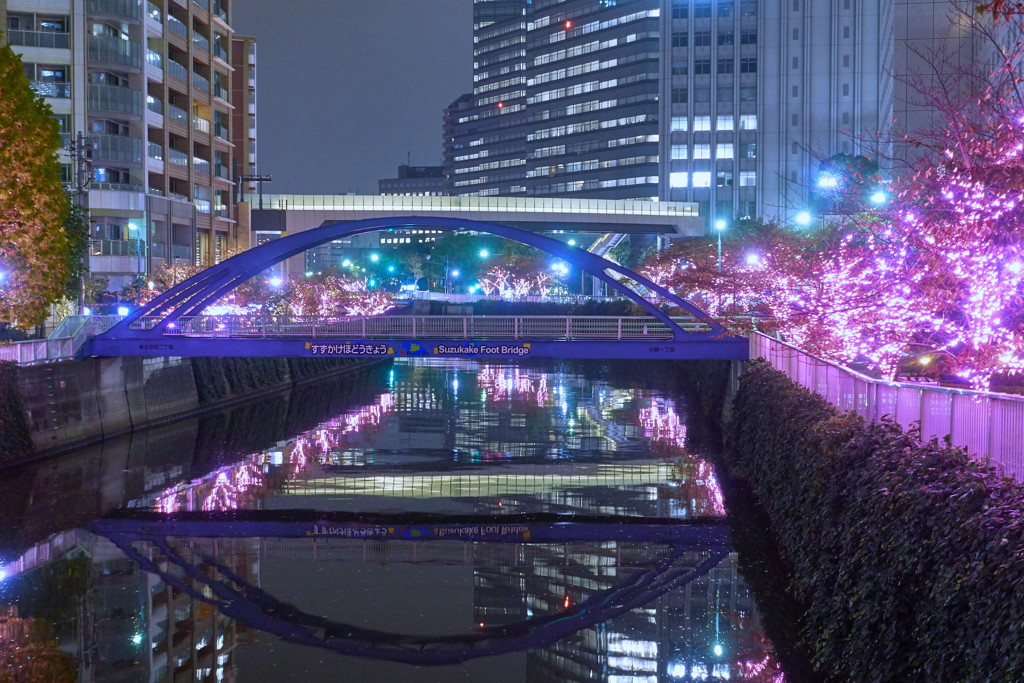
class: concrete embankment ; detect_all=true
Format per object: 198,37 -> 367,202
0,356 -> 381,464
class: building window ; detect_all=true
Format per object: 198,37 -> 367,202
843,54 -> 850,67
842,83 -> 850,96
694,31 -> 712,47
672,87 -> 688,103
717,171 -> 734,187
843,26 -> 850,38
792,56 -> 799,68
693,116 -> 712,131
693,144 -> 711,159
741,142 -> 757,158
739,86 -> 757,102
694,59 -> 712,75
694,88 -> 711,102
792,85 -> 799,97
671,116 -> 689,131
740,57 -> 758,73
718,86 -> 734,101
672,60 -> 688,76
740,171 -> 756,186
692,171 -> 712,187
672,32 -> 688,47
741,1 -> 758,16
716,143 -> 734,159
718,32 -> 734,46
672,144 -> 688,160
670,172 -> 689,187
672,2 -> 688,19
694,2 -> 713,18
717,115 -> 734,130
740,114 -> 757,130
719,1 -> 735,17
740,30 -> 757,45
718,59 -> 734,74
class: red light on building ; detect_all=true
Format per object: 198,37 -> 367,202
497,102 -> 505,109
564,20 -> 573,29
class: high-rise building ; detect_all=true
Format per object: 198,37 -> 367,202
445,0 -> 901,228
378,164 -> 450,196
1,0 -> 241,293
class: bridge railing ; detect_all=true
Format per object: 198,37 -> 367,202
131,315 -> 716,339
0,316 -> 121,364
750,332 -> 1024,481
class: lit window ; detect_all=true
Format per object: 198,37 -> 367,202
692,171 -> 712,187
716,143 -> 734,159
693,116 -> 711,131
671,116 -> 688,131
740,114 -> 757,130
671,144 -> 688,160
716,116 -> 734,131
740,171 -> 757,186
670,172 -> 689,188
693,144 -> 711,159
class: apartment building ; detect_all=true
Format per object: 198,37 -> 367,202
1,0 -> 241,293
445,0 -> 896,228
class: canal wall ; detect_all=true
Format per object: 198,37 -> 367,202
0,356 -> 379,465
722,359 -> 1024,681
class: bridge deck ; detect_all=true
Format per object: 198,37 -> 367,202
86,315 -> 751,360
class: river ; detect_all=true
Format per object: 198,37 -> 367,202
0,358 -> 787,682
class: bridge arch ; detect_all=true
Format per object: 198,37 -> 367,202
107,216 -> 723,339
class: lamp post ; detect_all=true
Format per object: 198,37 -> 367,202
714,219 -> 726,273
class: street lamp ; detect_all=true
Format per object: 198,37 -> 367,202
714,219 -> 727,273
794,211 -> 813,228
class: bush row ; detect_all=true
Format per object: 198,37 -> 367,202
725,360 -> 1024,681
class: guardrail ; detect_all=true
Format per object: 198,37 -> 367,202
0,316 -> 121,364
128,315 -> 713,340
750,332 -> 1024,481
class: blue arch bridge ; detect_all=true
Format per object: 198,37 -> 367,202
86,217 -> 749,361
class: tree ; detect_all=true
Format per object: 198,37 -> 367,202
0,41 -> 71,326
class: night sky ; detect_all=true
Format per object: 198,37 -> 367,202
232,1 -> 473,195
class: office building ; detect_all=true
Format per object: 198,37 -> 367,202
2,0 -> 242,293
446,0 -> 914,228
378,164 -> 450,196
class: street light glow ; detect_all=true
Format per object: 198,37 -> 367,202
714,219 -> 727,231
795,211 -> 813,226
269,276 -> 283,288
479,249 -> 490,258
370,253 -> 380,262
870,190 -> 889,205
817,173 -> 839,189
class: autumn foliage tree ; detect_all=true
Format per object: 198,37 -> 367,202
0,41 -> 71,326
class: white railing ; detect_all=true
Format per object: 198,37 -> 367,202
750,332 -> 1024,481
129,315 -> 714,340
0,316 -> 121,364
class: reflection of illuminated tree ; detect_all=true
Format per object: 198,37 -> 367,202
0,612 -> 76,682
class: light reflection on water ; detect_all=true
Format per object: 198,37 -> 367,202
0,358 -> 784,682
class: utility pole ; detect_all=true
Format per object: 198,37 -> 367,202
69,132 -> 94,314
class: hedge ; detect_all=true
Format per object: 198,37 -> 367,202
725,360 -> 1024,681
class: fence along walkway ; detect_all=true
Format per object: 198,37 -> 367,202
0,316 -> 120,364
750,333 -> 1024,481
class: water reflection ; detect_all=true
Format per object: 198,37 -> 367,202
0,359 -> 784,682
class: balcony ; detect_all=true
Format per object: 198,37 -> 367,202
166,59 -> 188,82
92,239 -> 144,257
146,49 -> 163,69
214,164 -> 229,179
167,149 -> 189,167
192,0 -> 210,11
88,35 -> 143,69
167,15 -> 187,39
93,135 -> 144,164
172,244 -> 192,259
214,124 -> 228,140
192,73 -> 210,93
192,116 -> 210,134
192,33 -> 210,53
212,1 -> 228,22
87,0 -> 144,22
31,81 -> 71,99
193,157 -> 210,175
195,199 -> 211,214
166,103 -> 188,124
147,1 -> 162,22
213,43 -> 229,61
7,30 -> 70,49
147,142 -> 164,160
88,84 -> 142,116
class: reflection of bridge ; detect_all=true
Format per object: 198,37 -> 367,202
86,216 -> 749,360
91,510 -> 730,665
